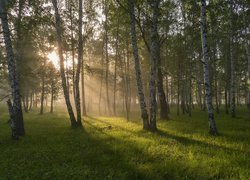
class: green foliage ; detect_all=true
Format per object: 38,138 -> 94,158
0,107 -> 249,179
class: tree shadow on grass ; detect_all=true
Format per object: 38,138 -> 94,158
87,116 -> 249,159
153,130 -> 249,155
0,125 -> 147,179
83,121 -> 194,179
1,113 -> 248,179
84,120 -> 249,180
87,116 -> 248,152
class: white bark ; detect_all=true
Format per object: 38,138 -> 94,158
75,0 -> 83,126
148,0 -> 160,131
200,0 -> 218,135
0,0 -> 25,136
52,0 -> 77,127
128,0 -> 149,130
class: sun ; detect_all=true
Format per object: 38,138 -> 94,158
47,51 -> 60,69
47,50 -> 73,69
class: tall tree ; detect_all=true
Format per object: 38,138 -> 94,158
0,0 -> 25,136
200,0 -> 218,135
113,12 -> 120,116
148,0 -> 161,131
229,0 -> 236,118
52,0 -> 77,127
75,0 -> 83,126
128,0 -> 149,130
104,0 -> 111,115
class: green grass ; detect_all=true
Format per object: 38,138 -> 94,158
0,106 -> 249,179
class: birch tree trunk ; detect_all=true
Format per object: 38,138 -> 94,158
69,1 -> 76,100
81,61 -> 87,116
7,99 -> 18,140
79,0 -> 87,117
29,92 -> 33,110
125,40 -> 131,121
148,0 -> 160,132
40,74 -> 45,115
230,0 -> 236,118
104,0 -> 111,115
50,82 -> 54,113
52,0 -> 77,127
128,0 -> 149,130
98,38 -> 105,115
200,0 -> 218,135
0,1 -> 25,136
113,14 -> 120,116
75,0 -> 83,126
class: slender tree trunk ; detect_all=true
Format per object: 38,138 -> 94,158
23,95 -> 28,113
25,92 -> 29,112
40,76 -> 45,115
0,2 -> 25,136
45,96 -> 48,107
156,24 -> 169,119
202,85 -> 206,111
104,0 -> 111,115
65,53 -> 70,93
148,0 -> 161,132
113,14 -> 120,116
7,99 -> 18,140
75,0 -> 83,126
34,94 -> 36,108
98,38 -> 105,115
50,82 -> 54,113
81,62 -> 87,116
212,39 -> 220,113
69,2 -> 76,100
125,41 -> 131,121
225,90 -> 229,114
29,92 -> 33,110
230,0 -> 236,118
200,0 -> 218,135
52,0 -> 77,127
98,76 -> 103,115
177,84 -> 180,116
128,0 -> 149,130
165,26 -> 170,114
177,59 -> 180,116
157,58 -> 169,120
79,0 -> 86,117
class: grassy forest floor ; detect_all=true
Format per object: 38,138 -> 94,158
0,105 -> 249,179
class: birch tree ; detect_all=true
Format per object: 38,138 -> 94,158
200,0 -> 218,135
52,0 -> 78,128
147,0 -> 161,132
74,0 -> 83,126
0,0 -> 25,137
128,0 -> 149,130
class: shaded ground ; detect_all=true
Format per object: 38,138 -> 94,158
0,106 -> 249,179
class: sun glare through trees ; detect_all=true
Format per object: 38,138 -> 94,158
47,51 -> 60,68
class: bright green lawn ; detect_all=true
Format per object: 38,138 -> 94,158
0,106 -> 249,179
